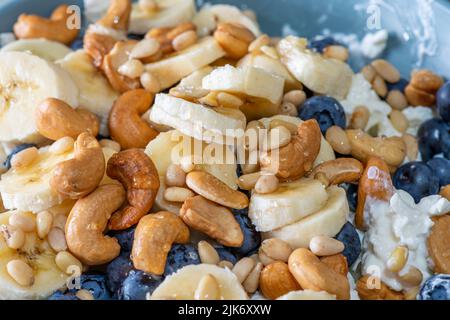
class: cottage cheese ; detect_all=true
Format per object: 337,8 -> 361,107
361,30 -> 389,59
362,190 -> 450,292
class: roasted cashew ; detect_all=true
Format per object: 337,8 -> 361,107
109,89 -> 158,149
131,211 -> 190,275
260,119 -> 322,181
308,158 -> 363,185
106,149 -> 160,230
65,184 -> 126,265
35,98 -> 99,141
97,0 -> 132,31
13,5 -> 79,45
51,133 -> 105,199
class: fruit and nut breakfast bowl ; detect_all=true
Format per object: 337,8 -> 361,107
0,0 -> 449,301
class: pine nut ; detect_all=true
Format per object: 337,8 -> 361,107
387,245 -> 408,273
131,38 -> 161,59
260,45 -> 279,59
404,286 -> 420,300
36,210 -> 53,239
198,240 -> 220,265
172,30 -> 197,51
10,147 -> 38,169
402,133 -> 419,161
249,253 -> 260,263
263,126 -> 292,151
163,187 -> 194,202
243,262 -> 263,293
278,101 -> 298,116
216,92 -> 244,109
372,75 -> 388,97
254,173 -> 279,194
259,238 -> 293,262
361,65 -> 377,83
139,0 -> 158,11
323,45 -> 349,61
237,171 -> 261,190
140,72 -> 161,93
55,251 -> 82,274
194,274 -> 220,300
0,225 -> 25,250
309,236 -> 345,256
399,266 -> 423,286
314,172 -> 330,188
218,260 -> 234,269
258,250 -> 275,266
389,110 -> 409,133
48,227 -> 67,252
9,213 -> 35,232
325,125 -> 351,155
268,119 -> 298,134
386,90 -> 408,110
49,137 -> 74,154
371,59 -> 401,83
76,289 -> 95,300
165,164 -> 186,187
118,59 -> 144,79
248,34 -> 270,52
198,92 -> 219,107
246,120 -> 265,131
232,257 -> 255,283
349,105 -> 370,130
99,139 -> 121,152
283,90 -> 307,106
179,156 -> 195,173
7,260 -> 34,286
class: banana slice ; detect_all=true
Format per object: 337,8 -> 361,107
0,211 -> 68,299
129,0 -> 196,34
277,36 -> 353,100
277,290 -> 336,300
56,50 -> 119,137
145,37 -> 225,90
150,94 -> 246,145
0,39 -> 72,62
151,264 -> 248,300
202,65 -> 285,105
193,4 -> 261,37
0,52 -> 79,144
249,179 -> 329,232
263,186 -> 349,249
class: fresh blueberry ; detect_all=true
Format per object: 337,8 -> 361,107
427,158 -> 450,187
308,36 -> 340,53
78,274 -> 112,300
437,81 -> 450,122
106,253 -> 134,294
442,128 -> 450,159
393,162 -> 440,203
335,222 -> 361,266
346,184 -> 358,212
70,38 -> 84,50
215,246 -> 238,264
230,212 -> 261,257
48,290 -> 79,300
386,78 -> 409,93
109,227 -> 135,253
419,274 -> 450,300
298,96 -> 346,134
164,244 -> 200,276
3,144 -> 36,170
418,118 -> 450,161
119,270 -> 164,300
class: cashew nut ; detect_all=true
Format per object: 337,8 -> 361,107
308,158 -> 363,185
106,149 -> 160,230
51,133 -> 105,199
35,98 -> 99,141
65,184 -> 125,265
260,119 -> 322,181
109,89 -> 158,149
97,0 -> 132,30
131,211 -> 190,275
13,5 -> 79,45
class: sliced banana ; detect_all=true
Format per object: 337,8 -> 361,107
56,50 -> 119,137
129,0 -> 196,34
150,94 -> 246,145
145,37 -> 225,90
151,264 -> 248,300
277,290 -> 336,300
277,36 -> 353,100
263,186 -> 349,249
0,52 -> 79,144
0,211 -> 68,300
0,39 -> 72,62
193,4 -> 261,37
202,65 -> 285,104
249,178 -> 329,232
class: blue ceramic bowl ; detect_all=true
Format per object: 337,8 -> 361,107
0,0 -> 449,77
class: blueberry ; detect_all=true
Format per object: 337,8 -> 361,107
419,274 -> 450,300
427,158 -> 450,187
437,81 -> 450,122
393,162 -> 440,203
70,38 -> 84,50
48,290 -> 79,300
298,96 -> 346,134
109,227 -> 135,253
164,244 -> 200,276
230,212 -> 261,257
417,118 -> 450,161
308,37 -> 340,53
119,270 -> 164,300
386,78 -> 409,93
215,246 -> 238,264
335,222 -> 361,266
78,274 -> 112,300
346,184 -> 358,212
106,253 -> 133,294
3,144 -> 36,170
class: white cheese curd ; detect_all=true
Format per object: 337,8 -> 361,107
403,106 -> 434,136
362,190 -> 450,292
361,30 -> 389,59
